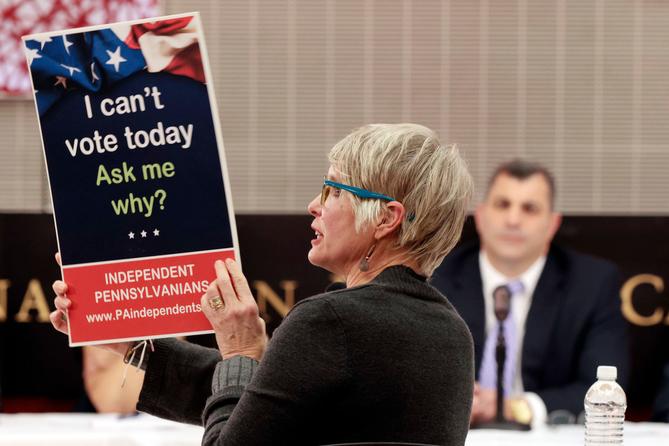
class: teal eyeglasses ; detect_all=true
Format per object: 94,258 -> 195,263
320,178 -> 395,206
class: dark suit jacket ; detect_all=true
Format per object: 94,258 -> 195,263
652,362 -> 669,422
431,242 -> 629,417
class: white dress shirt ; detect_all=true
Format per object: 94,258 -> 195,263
478,251 -> 549,427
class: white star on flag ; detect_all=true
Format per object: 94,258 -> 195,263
33,36 -> 53,50
25,48 -> 41,66
105,46 -> 127,72
153,229 -> 160,236
62,35 -> 74,54
90,62 -> 100,82
54,76 -> 67,88
141,230 -> 147,238
128,231 -> 135,239
60,64 -> 81,76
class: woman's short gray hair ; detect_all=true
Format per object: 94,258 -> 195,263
328,123 -> 472,276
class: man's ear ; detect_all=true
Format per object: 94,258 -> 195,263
548,211 -> 562,241
374,201 -> 405,240
473,203 -> 484,235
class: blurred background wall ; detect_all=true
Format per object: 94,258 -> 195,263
3,0 -> 669,214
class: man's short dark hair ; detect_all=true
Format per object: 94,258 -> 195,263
487,159 -> 556,207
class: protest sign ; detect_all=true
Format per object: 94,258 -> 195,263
23,12 -> 236,345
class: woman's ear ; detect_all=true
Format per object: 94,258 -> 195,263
374,201 -> 405,240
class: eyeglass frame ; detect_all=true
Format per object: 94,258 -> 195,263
320,178 -> 395,206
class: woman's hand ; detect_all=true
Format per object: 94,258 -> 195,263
50,252 -> 130,357
201,259 -> 267,361
50,276 -> 71,336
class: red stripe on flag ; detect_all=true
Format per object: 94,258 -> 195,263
163,42 -> 205,83
124,17 -> 194,49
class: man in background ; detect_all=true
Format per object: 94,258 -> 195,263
432,159 -> 628,427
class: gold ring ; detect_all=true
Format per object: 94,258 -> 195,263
208,296 -> 224,311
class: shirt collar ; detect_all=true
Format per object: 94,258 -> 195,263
479,251 -> 546,297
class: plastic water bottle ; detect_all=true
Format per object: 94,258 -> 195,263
584,365 -> 626,445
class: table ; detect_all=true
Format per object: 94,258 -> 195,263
0,413 -> 203,446
1,414 -> 667,445
465,422 -> 669,445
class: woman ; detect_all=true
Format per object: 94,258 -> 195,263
51,123 -> 474,445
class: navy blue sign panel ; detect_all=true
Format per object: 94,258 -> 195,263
41,71 -> 232,265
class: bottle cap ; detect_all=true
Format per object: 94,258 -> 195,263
597,365 -> 617,380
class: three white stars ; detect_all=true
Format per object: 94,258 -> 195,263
105,46 -> 127,72
128,229 -> 159,239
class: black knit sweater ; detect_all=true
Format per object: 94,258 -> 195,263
137,265 -> 474,446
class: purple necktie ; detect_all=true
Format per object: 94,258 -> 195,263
478,279 -> 525,396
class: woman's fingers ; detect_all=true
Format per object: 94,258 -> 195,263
213,259 -> 241,308
49,309 -> 68,335
52,280 -> 68,296
54,295 -> 71,311
224,259 -> 255,305
51,277 -> 70,335
51,254 -> 68,335
201,259 -> 267,361
203,281 -> 219,300
200,293 -> 215,318
53,279 -> 71,311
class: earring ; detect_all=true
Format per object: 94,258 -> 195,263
359,244 -> 376,272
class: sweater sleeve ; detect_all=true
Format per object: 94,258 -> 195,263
136,338 -> 221,425
201,297 -> 350,446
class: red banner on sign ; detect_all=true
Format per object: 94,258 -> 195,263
63,249 -> 233,345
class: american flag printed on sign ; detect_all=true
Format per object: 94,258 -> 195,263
0,0 -> 158,97
24,16 -> 205,116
